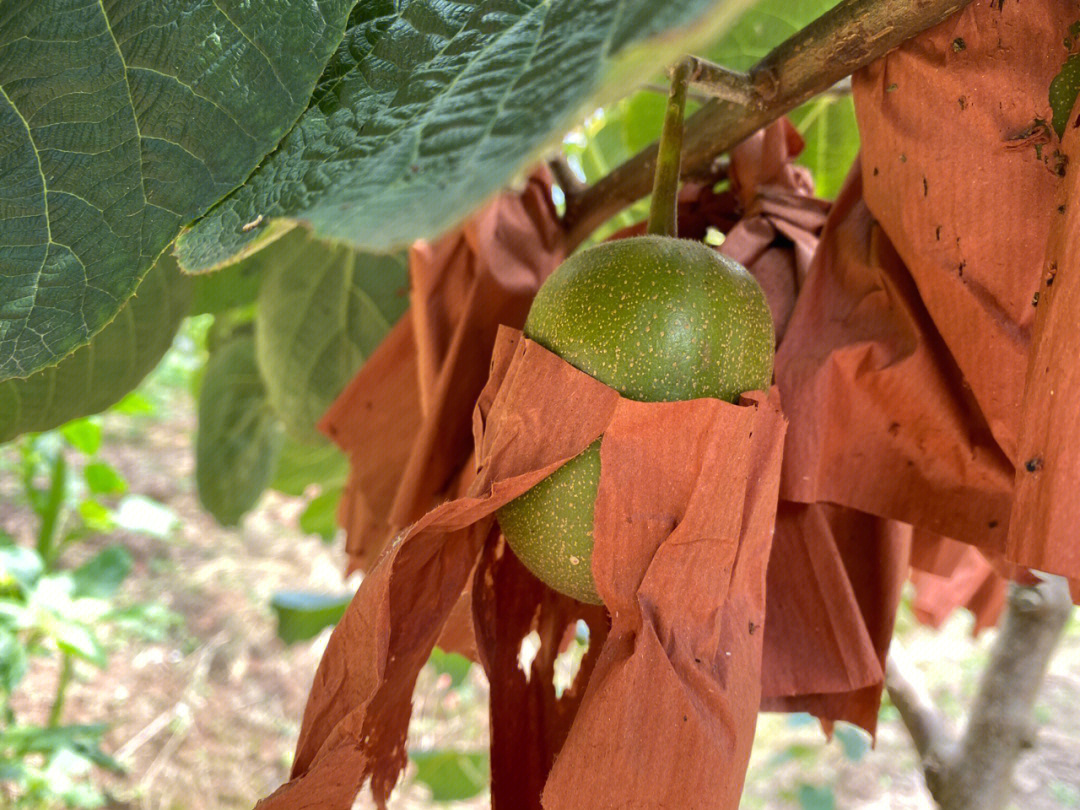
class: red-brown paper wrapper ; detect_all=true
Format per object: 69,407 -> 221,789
776,0 -> 1080,580
320,169 -> 565,575
260,329 -> 786,810
1008,87 -> 1080,581
909,533 -> 1007,635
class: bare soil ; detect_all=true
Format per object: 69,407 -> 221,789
4,390 -> 1078,810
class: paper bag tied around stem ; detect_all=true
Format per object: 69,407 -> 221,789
260,328 -> 786,810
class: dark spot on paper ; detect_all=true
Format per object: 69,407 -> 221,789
695,657 -> 701,664
1025,457 -> 1044,473
935,225 -> 942,240
873,166 -> 880,177
1058,204 -> 1067,214
952,38 -> 966,52
683,716 -> 688,722
899,153 -> 907,163
923,177 -> 929,196
748,621 -> 756,635
1033,291 -> 1040,307
959,96 -> 967,110
989,520 -> 999,529
958,261 -> 966,277
888,422 -> 900,436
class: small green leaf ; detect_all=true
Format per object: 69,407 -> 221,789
71,547 -> 132,600
410,749 -> 490,803
299,488 -> 343,543
1050,51 -> 1080,137
253,231 -> 409,443
109,392 -> 156,417
77,500 -> 115,533
833,723 -> 869,762
113,496 -> 179,540
797,784 -> 835,810
60,422 -> 102,457
0,632 -> 29,693
0,257 -> 192,443
196,335 -> 283,526
428,648 -> 473,689
83,462 -> 128,496
53,623 -> 107,669
0,546 -> 44,593
270,591 -> 352,645
271,439 -> 349,497
177,0 -> 757,269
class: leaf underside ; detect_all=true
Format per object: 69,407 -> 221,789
0,0 -> 352,380
176,0 -> 756,270
252,228 -> 409,443
196,333 -> 282,526
0,254 -> 191,442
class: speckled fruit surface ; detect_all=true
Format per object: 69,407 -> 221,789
496,235 -> 774,604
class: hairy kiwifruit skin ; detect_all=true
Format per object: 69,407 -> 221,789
496,236 -> 774,604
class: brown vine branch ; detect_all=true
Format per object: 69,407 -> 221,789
887,576 -> 1073,810
683,57 -> 761,107
548,155 -> 586,206
563,0 -> 974,250
885,643 -> 955,770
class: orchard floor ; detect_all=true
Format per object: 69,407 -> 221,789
4,387 -> 1080,810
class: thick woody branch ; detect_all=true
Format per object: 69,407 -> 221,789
889,577 -> 1073,810
563,0 -> 974,250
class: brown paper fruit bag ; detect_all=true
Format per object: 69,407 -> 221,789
258,329 -> 786,810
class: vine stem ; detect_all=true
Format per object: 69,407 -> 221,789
562,0 -> 974,250
646,59 -> 691,238
47,653 -> 74,728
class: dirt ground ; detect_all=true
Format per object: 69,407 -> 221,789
4,381 -> 1079,810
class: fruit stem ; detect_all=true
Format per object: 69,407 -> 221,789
646,58 -> 691,238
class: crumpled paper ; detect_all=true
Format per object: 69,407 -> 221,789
319,169 -> 565,575
260,329 -> 786,810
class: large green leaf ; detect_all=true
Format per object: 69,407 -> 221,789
706,0 -> 841,70
270,590 -> 351,645
270,437 -> 349,497
196,334 -> 282,526
0,255 -> 191,443
410,749 -> 489,803
787,93 -> 859,199
253,229 -> 409,442
0,0 -> 353,380
706,0 -> 857,198
176,0 -> 757,270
